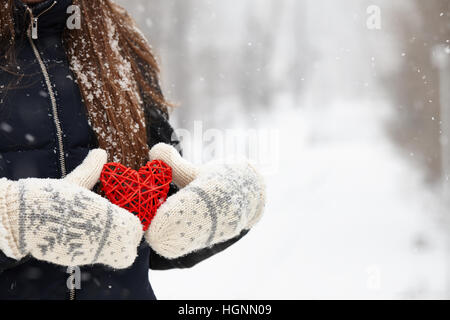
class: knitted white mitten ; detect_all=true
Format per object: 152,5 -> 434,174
145,143 -> 266,259
0,150 -> 143,269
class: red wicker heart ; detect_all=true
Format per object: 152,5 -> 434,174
100,160 -> 172,231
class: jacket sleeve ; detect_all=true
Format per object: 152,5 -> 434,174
143,105 -> 250,270
0,252 -> 12,274
149,229 -> 249,270
0,252 -> 26,275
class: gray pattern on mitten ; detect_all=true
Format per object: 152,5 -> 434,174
146,143 -> 266,259
0,150 -> 143,269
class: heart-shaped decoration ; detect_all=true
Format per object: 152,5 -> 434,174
100,160 -> 172,231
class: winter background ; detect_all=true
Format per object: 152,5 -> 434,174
117,0 -> 450,299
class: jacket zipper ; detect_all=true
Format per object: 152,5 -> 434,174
25,2 -> 67,178
28,1 -> 58,39
25,2 -> 75,301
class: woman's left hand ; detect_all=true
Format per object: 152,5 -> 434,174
145,143 -> 266,259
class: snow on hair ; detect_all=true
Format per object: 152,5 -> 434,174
0,0 -> 171,169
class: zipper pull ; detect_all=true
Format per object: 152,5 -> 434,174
27,1 -> 58,40
31,18 -> 38,39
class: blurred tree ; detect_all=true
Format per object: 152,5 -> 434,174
167,0 -> 193,115
384,0 -> 449,183
240,0 -> 286,111
288,0 -> 311,106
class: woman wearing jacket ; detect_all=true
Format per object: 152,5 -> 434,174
0,0 -> 265,300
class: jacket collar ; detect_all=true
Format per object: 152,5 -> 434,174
14,0 -> 74,38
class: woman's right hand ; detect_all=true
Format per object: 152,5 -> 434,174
0,150 -> 143,269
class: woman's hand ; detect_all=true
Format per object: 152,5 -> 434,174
0,150 -> 143,269
145,143 -> 266,259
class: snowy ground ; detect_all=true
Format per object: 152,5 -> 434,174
150,97 -> 448,299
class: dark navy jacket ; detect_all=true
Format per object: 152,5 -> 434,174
0,0 -> 246,300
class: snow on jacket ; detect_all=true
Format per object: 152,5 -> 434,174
0,0 -> 247,300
